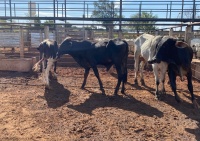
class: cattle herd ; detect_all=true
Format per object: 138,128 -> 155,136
32,33 -> 200,109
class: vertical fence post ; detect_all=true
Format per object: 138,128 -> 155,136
44,26 -> 49,39
169,28 -> 173,37
40,29 -> 43,42
155,30 -> 158,35
108,26 -> 113,39
20,26 -> 24,58
84,30 -> 88,40
185,25 -> 193,45
53,30 -> 56,41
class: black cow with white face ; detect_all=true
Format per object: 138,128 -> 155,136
33,39 -> 58,89
57,37 -> 129,95
148,37 -> 199,109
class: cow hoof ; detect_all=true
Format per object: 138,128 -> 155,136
52,77 -> 57,80
155,91 -> 162,100
140,79 -> 145,85
155,95 -> 161,100
100,89 -> 105,95
101,93 -> 106,95
193,99 -> 200,109
175,96 -> 181,103
161,90 -> 166,95
113,91 -> 118,96
134,79 -> 138,85
81,86 -> 85,90
45,85 -> 52,90
121,89 -> 125,94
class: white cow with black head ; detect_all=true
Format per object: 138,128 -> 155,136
134,33 -> 168,99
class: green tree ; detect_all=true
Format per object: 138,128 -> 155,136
127,12 -> 158,34
91,0 -> 119,31
33,18 -> 42,27
43,20 -> 54,28
0,20 -> 9,28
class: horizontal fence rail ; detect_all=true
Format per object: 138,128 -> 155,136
0,0 -> 200,28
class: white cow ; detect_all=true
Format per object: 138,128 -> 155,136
134,33 -> 168,99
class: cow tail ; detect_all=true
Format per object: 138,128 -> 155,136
32,58 -> 44,72
123,40 -> 129,83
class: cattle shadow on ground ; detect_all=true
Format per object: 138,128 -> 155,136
109,72 -> 155,95
160,92 -> 200,141
67,89 -> 163,118
185,122 -> 200,141
44,79 -> 70,109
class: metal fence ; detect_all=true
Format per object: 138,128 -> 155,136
192,62 -> 200,81
0,0 -> 200,27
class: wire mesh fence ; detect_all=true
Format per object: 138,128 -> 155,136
192,61 -> 200,81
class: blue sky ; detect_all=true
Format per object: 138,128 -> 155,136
0,0 -> 199,29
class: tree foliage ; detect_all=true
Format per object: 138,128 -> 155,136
43,20 -> 54,28
127,12 -> 158,33
0,20 -> 9,28
91,0 -> 119,30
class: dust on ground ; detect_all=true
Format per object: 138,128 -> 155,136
0,67 -> 200,141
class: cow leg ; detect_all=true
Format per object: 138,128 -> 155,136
168,68 -> 180,103
52,61 -> 58,80
114,65 -> 123,96
39,52 -> 43,72
153,64 -> 160,100
92,67 -> 105,94
41,60 -> 46,84
160,62 -> 168,95
187,70 -> 200,109
44,58 -> 54,89
81,68 -> 90,89
134,55 -> 140,85
140,61 -> 146,85
121,66 -> 127,94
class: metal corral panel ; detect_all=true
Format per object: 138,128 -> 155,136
31,32 -> 55,48
0,32 -> 20,48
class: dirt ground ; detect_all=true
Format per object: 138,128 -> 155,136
0,67 -> 200,141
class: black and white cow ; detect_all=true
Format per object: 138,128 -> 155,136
32,39 -> 58,88
56,37 -> 129,95
148,37 -> 199,109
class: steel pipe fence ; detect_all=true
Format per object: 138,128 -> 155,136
192,62 -> 200,81
0,0 -> 199,27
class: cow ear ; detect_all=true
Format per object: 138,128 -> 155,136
54,41 -> 58,46
69,41 -> 73,47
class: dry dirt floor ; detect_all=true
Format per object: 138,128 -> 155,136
0,67 -> 200,141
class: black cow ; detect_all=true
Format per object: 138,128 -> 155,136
56,37 -> 129,95
32,39 -> 58,88
148,37 -> 199,108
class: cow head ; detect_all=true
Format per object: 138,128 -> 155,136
56,37 -> 72,59
37,40 -> 51,58
147,36 -> 163,63
148,37 -> 177,64
38,39 -> 58,59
